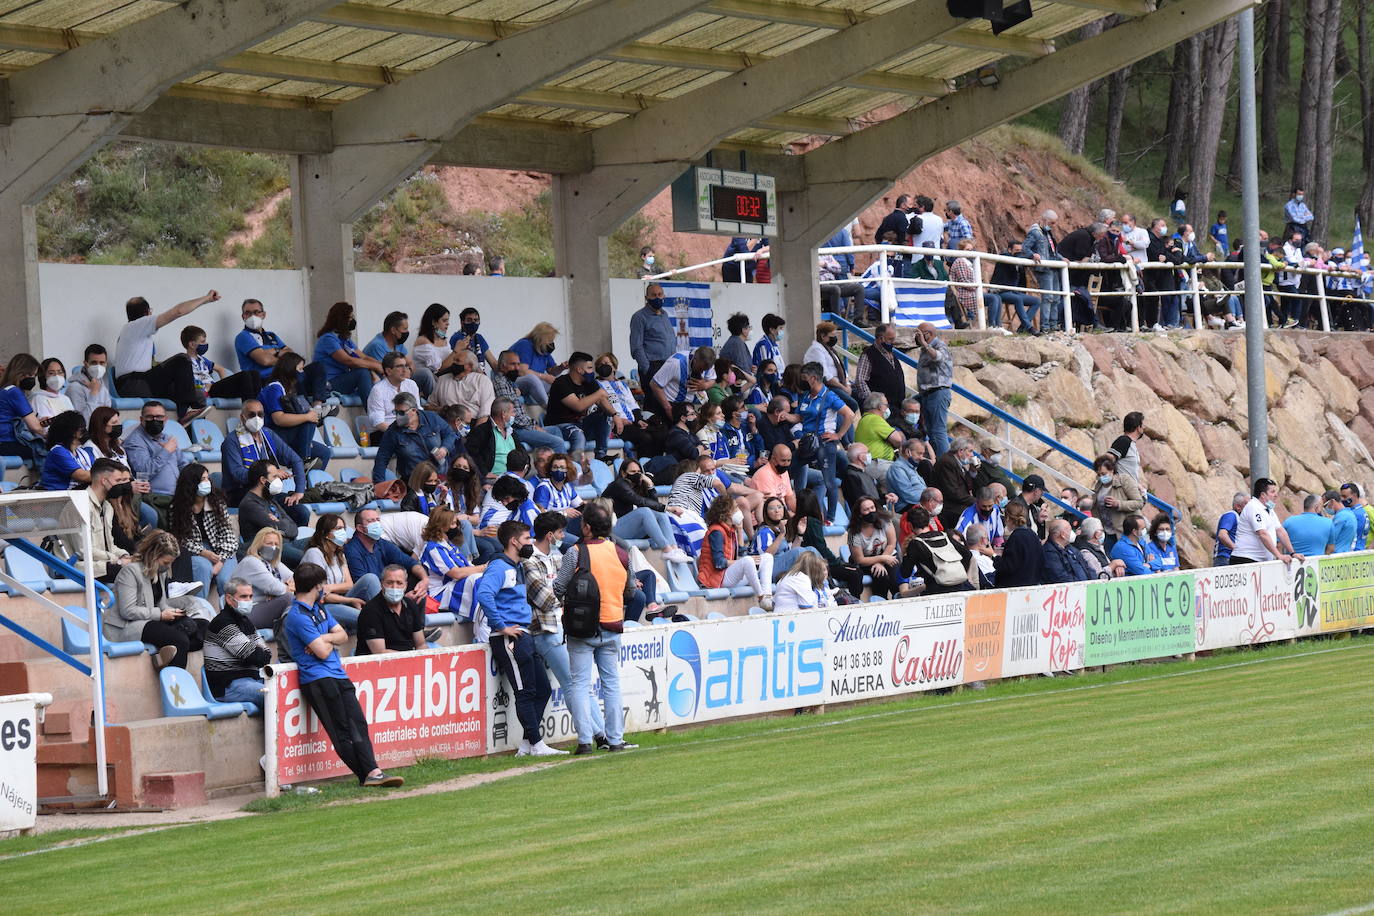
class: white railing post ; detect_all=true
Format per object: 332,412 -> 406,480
1190,264 -> 1204,329
879,248 -> 891,324
1060,260 -> 1073,334
1127,261 -> 1140,332
1317,270 -> 1331,331
973,253 -> 987,330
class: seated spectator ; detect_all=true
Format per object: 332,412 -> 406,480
465,396 -> 520,478
441,306 -> 493,377
418,507 -> 485,624
1109,513 -> 1151,576
773,550 -> 834,613
841,442 -> 886,517
594,352 -> 653,456
545,351 -> 613,462
442,455 -> 483,554
364,310 -> 434,398
0,354 -> 46,465
366,351 -> 420,432
887,437 -> 931,512
533,451 -> 584,532
697,493 -> 773,606
438,404 -> 473,448
990,240 -> 1041,333
949,239 -> 1002,328
1091,453 -> 1142,548
753,495 -> 814,582
478,474 -> 541,539
605,459 -> 691,562
69,344 -> 112,422
705,357 -> 754,406
644,401 -> 705,479
854,393 -> 903,481
202,578 -> 272,711
122,401 -> 190,519
261,352 -> 332,473
749,359 -> 779,408
956,486 -> 1004,547
109,530 -> 213,669
221,400 -> 308,526
313,301 -> 382,400
974,446 -> 1016,494
848,496 -> 899,600
40,411 -> 91,491
236,459 -> 306,564
236,528 -> 295,628
692,401 -> 731,461
76,458 -> 134,582
1075,517 -> 1124,579
412,304 -> 459,381
487,355 -> 560,454
667,453 -> 728,518
791,488 -> 864,597
649,346 -> 716,419
1041,519 -> 1092,584
993,501 -> 1043,588
964,522 -> 996,588
510,321 -> 564,408
31,358 -> 75,421
1144,515 -> 1180,573
373,392 -> 456,481
399,461 -> 448,515
235,298 -> 294,382
929,436 -> 976,531
343,507 -> 428,598
300,513 -> 382,625
281,563 -> 404,787
433,348 -> 495,419
719,395 -> 763,468
751,313 -> 784,369
751,444 -> 797,513
114,290 -> 220,421
355,565 -> 427,655
170,324 -> 262,405
167,463 -> 237,600
899,505 -> 974,595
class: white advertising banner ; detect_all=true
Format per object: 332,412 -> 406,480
1001,583 -> 1087,678
825,595 -> 965,702
1193,562 -> 1299,651
0,695 -> 44,831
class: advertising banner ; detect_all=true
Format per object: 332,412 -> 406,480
1085,574 -> 1195,666
825,594 -> 965,703
1315,553 -> 1374,632
0,695 -> 40,831
1001,583 -> 1086,677
269,646 -> 486,790
963,593 -> 1007,683
1193,562 -> 1298,650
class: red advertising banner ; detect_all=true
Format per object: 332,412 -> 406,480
267,646 -> 487,791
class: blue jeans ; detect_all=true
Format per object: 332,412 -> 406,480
411,366 -> 435,400
515,373 -> 548,407
975,292 -> 1003,328
1033,270 -> 1062,330
137,500 -> 159,530
190,555 -> 237,601
329,574 -> 381,629
272,422 -> 332,472
814,439 -> 842,522
626,570 -> 656,622
329,366 -> 374,400
614,507 -> 676,549
217,677 -> 265,714
771,546 -> 818,580
921,386 -> 951,456
514,426 -> 569,452
1001,291 -> 1041,331
568,629 -> 623,745
1160,294 -> 1181,328
533,630 -> 604,739
547,423 -> 587,455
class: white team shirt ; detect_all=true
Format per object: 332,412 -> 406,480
1232,497 -> 1280,562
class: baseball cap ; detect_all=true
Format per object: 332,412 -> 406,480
1023,474 -> 1046,491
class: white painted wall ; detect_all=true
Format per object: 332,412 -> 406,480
32,264 -> 781,381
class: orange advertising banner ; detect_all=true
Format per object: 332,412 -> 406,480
963,592 -> 1007,683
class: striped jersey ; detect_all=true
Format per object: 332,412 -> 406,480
420,539 -> 481,620
533,478 -> 583,512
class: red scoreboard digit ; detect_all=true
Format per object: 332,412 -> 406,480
709,185 -> 769,224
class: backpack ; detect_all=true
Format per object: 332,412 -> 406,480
561,545 -> 602,639
272,612 -> 295,665
924,532 -> 968,587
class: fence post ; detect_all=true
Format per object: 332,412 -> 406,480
1317,270 -> 1331,331
1060,260 -> 1073,335
879,249 -> 891,324
1190,264 -> 1204,329
973,253 -> 987,331
1127,262 -> 1140,333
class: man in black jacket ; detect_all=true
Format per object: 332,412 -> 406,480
1144,218 -> 1185,329
1057,222 -> 1108,330
875,195 -> 914,277
841,443 -> 884,514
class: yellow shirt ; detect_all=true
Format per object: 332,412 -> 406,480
856,412 -> 897,461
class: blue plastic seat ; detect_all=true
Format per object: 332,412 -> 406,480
588,460 -> 614,493
425,612 -> 456,627
335,394 -> 363,408
727,585 -> 757,598
618,537 -> 652,550
322,417 -> 363,459
622,619 -> 642,629
208,398 -> 243,410
61,606 -> 148,658
198,669 -> 259,716
667,561 -> 727,600
0,457 -> 21,471
339,468 -> 362,483
747,606 -> 767,615
159,667 -> 246,720
190,418 -> 226,457
5,545 -> 82,594
575,484 -> 597,501
706,610 -> 727,620
0,480 -> 17,492
654,484 -> 671,496
606,438 -> 626,452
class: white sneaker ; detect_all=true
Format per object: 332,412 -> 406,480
516,739 -> 532,756
759,595 -> 774,611
1151,323 -> 1165,332
1206,315 -> 1225,329
529,740 -> 569,757
662,547 -> 693,565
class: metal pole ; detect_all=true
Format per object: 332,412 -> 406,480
973,254 -> 987,330
81,515 -> 107,799
1237,6 -> 1268,479
1316,270 -> 1331,331
1190,264 -> 1204,329
1060,260 -> 1073,334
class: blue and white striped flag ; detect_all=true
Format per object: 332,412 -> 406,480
659,281 -> 714,353
669,509 -> 708,558
890,279 -> 952,330
1352,218 -> 1364,263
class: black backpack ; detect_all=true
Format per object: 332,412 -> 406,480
561,545 -> 602,639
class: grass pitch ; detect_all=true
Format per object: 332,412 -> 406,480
4,638 -> 1372,914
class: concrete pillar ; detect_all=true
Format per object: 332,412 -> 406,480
770,237 -> 822,366
290,154 -> 356,334
0,203 -> 42,355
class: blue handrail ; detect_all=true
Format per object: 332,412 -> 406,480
6,536 -> 115,610
825,313 -> 1178,522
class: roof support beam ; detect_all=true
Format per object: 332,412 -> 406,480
795,0 -> 1256,247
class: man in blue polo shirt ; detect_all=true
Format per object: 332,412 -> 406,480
1324,490 -> 1359,553
282,563 -> 402,787
344,507 -> 429,591
1281,495 -> 1333,557
235,299 -> 293,379
363,310 -> 433,398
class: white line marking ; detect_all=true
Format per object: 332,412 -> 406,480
1318,903 -> 1374,916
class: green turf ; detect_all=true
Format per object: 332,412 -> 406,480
3,639 -> 1372,914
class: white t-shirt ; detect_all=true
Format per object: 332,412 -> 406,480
366,376 -> 420,430
114,315 -> 157,378
1123,226 -> 1150,264
803,340 -> 843,383
381,511 -> 427,555
913,212 -> 943,249
1232,497 -> 1280,562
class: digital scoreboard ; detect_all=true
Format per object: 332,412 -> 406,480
671,167 -> 777,237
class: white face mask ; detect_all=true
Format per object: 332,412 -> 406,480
267,477 -> 283,495
231,598 -> 253,616
933,502 -> 944,516
86,364 -> 106,381
244,416 -> 264,434
45,374 -> 65,392
383,587 -> 406,604
196,480 -> 212,496
730,510 -> 744,526
244,315 -> 264,331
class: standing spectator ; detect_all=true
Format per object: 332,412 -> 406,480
875,195 -> 914,278
109,530 -> 212,670
991,240 -> 1041,333
1209,211 -> 1230,260
629,284 -> 677,385
313,301 -> 381,401
477,520 -> 565,756
122,401 -> 190,515
281,564 -> 404,787
796,361 -> 854,523
1023,210 -> 1061,332
1213,491 -> 1247,566
510,321 -> 564,408
1091,453 -> 1143,548
994,501 -> 1044,587
911,196 -> 944,249
1324,490 -> 1360,554
949,239 -> 1002,328
261,352 -> 332,473
852,322 -> 907,418
1282,494 -> 1333,557
1121,212 -> 1150,266
114,290 -> 220,422
1041,518 -> 1092,583
636,245 -> 657,278
719,313 -> 753,371
68,345 -> 112,422
300,513 -> 381,620
802,321 -> 854,406
1284,188 -> 1313,243
1108,513 -> 1151,576
722,237 -> 756,283
553,504 -> 639,753
900,505 -> 974,595
372,392 -> 456,481
202,578 -> 272,712
943,200 -> 973,247
366,351 -> 421,432
355,565 -> 427,655
914,321 -> 952,456
1108,412 -> 1146,493
1144,218 -> 1185,329
1170,189 -> 1187,227
751,313 -> 785,369
1340,483 -> 1371,549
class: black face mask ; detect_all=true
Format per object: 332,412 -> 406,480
540,342 -> 555,355
143,420 -> 165,437
18,377 -> 35,391
462,322 -> 480,337
826,336 -> 839,346
863,512 -> 881,526
395,331 -> 409,346
447,526 -> 462,540
595,364 -> 613,378
517,544 -> 534,559
504,369 -> 520,382
450,468 -> 470,482
107,482 -> 132,500
347,319 -> 357,332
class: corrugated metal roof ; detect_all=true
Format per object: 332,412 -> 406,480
0,0 -> 1130,150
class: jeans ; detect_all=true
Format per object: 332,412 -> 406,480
567,629 -> 623,746
1033,270 -> 1062,330
547,423 -> 587,455
327,574 -> 381,630
491,632 -> 550,745
553,412 -> 611,457
614,507 -> 676,549
515,373 -> 549,407
533,630 -> 604,739
626,570 -> 656,621
1160,293 -> 1181,328
771,545 -> 818,580
969,292 -> 1003,328
190,555 -> 237,601
920,386 -> 952,456
811,438 -> 843,521
137,500 -> 159,530
1000,292 -> 1041,331
514,425 -> 569,452
217,676 -> 265,714
300,676 -> 378,783
411,366 -> 436,400
272,422 -> 332,472
329,366 -> 374,401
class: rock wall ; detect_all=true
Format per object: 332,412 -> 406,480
906,331 -> 1374,569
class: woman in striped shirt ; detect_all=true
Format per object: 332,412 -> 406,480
533,452 -> 584,542
419,507 -> 486,622
752,496 -> 816,582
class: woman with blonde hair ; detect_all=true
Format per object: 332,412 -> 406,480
109,530 -> 214,669
772,551 -> 834,613
235,527 -> 295,628
509,320 -> 564,407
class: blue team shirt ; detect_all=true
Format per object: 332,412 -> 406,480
479,497 -> 539,530
259,381 -> 286,420
282,600 -> 346,684
41,444 -> 89,490
1213,510 -> 1238,563
510,338 -> 554,375
313,332 -> 362,380
1209,222 -> 1229,254
342,535 -> 414,583
0,386 -> 33,442
1144,540 -> 1179,573
1282,513 -> 1333,557
797,387 -> 847,436
234,328 -> 288,379
1330,508 -> 1359,553
1109,537 -> 1150,576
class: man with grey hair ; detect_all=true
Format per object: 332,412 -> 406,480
202,577 -> 272,712
373,390 -> 457,481
1042,517 -> 1092,584
854,391 -> 904,484
367,350 -> 421,432
436,345 -> 495,420
1024,208 -> 1062,331
943,200 -> 974,247
914,321 -> 953,455
1214,491 -> 1249,566
842,441 -> 887,512
490,350 -> 568,453
888,436 -> 931,511
852,321 -> 906,414
964,521 -> 996,586
1074,516 -> 1125,579
929,436 -> 975,530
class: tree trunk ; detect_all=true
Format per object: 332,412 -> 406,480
1056,19 -> 1105,155
1158,38 -> 1198,200
1277,0 -> 1293,86
1261,0 -> 1286,172
1190,20 -> 1241,232
1312,0 -> 1343,242
1292,0 -> 1329,201
1103,64 -> 1132,176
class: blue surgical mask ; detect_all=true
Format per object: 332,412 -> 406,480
644,254 -> 655,266
714,419 -> 726,429
383,587 -> 405,604
1098,474 -> 1112,485
197,480 -> 212,496
906,412 -> 920,426
647,297 -> 665,311
331,528 -> 350,546
365,521 -> 385,540
998,497 -> 1009,509
1265,500 -> 1276,511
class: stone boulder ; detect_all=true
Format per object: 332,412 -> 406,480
1037,367 -> 1098,427
1195,421 -> 1250,474
1151,402 -> 1208,474
951,367 -> 996,425
978,336 -> 1048,369
1296,356 -> 1361,423
1319,338 -> 1374,391
977,362 -> 1036,401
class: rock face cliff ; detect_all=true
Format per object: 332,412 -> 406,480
910,331 -> 1374,569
